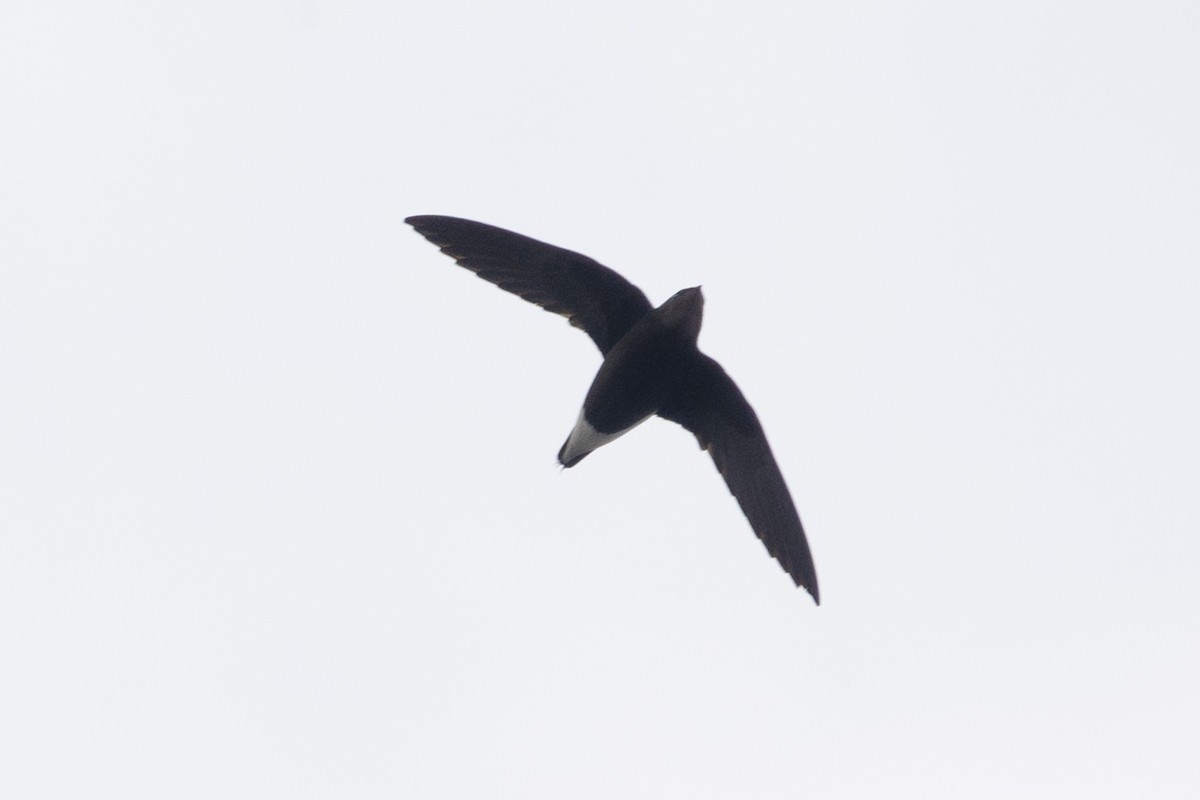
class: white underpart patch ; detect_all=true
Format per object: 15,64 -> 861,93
559,407 -> 650,465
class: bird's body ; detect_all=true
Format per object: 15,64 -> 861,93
406,215 -> 820,604
560,286 -> 702,467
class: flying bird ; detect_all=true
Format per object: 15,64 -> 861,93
406,215 -> 820,604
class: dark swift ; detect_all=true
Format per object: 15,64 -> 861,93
406,215 -> 820,604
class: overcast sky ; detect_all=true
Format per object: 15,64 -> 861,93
3,2 -> 1198,798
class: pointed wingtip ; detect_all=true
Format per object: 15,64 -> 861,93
406,214 -> 448,230
794,569 -> 820,606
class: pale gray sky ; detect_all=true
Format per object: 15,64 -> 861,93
2,2 -> 1198,798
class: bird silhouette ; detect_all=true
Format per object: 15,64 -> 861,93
407,215 -> 819,604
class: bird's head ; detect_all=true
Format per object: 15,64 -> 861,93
656,286 -> 705,343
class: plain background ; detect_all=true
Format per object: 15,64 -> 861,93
3,2 -> 1198,797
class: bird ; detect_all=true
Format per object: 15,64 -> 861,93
406,215 -> 820,604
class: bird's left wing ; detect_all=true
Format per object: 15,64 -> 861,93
659,355 -> 820,604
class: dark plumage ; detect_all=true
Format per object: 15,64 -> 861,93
406,215 -> 820,604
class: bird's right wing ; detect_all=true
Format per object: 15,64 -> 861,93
659,355 -> 819,604
406,216 -> 654,355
